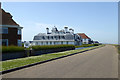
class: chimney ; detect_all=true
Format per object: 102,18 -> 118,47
64,26 -> 68,32
69,28 -> 74,33
72,29 -> 74,33
46,27 -> 49,34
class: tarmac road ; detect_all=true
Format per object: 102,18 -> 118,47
2,45 -> 118,78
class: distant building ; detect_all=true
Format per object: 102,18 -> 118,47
93,41 -> 99,44
77,33 -> 92,44
23,41 -> 33,48
32,26 -> 82,46
0,8 -> 23,46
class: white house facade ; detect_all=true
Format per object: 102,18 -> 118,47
32,26 -> 82,46
77,33 -> 92,44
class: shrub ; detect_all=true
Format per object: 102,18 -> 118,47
2,46 -> 25,53
117,45 -> 120,54
32,44 -> 75,51
93,44 -> 99,46
22,43 -> 24,47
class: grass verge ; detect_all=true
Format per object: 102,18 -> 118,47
114,44 -> 120,54
1,45 -> 104,71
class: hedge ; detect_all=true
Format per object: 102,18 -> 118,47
2,45 -> 75,53
32,44 -> 75,51
2,46 -> 25,53
75,44 -> 99,48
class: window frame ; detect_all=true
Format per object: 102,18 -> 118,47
18,29 -> 21,35
2,39 -> 8,46
0,27 -> 8,34
18,39 -> 22,46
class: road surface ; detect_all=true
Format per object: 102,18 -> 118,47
2,45 -> 118,78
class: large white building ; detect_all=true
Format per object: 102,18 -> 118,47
32,26 -> 82,46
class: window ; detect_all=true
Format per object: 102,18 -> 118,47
54,36 -> 58,40
67,41 -> 68,44
47,36 -> 49,40
46,42 -> 48,45
84,42 -> 86,44
61,41 -> 63,44
18,39 -> 22,46
36,42 -> 38,45
51,36 -> 53,39
58,36 -> 60,39
62,36 -> 65,39
42,36 -> 45,40
2,39 -> 8,46
54,42 -> 56,45
25,43 -> 29,46
41,42 -> 43,45
0,27 -> 8,34
54,36 -> 56,39
50,42 -> 52,45
18,29 -> 21,35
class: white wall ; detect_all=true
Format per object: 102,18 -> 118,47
33,41 -> 76,45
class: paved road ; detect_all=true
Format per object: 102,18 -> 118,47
2,45 -> 118,78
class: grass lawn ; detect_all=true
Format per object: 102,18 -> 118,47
114,44 -> 120,54
1,45 -> 104,71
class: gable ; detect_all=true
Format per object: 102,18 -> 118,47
77,33 -> 90,39
0,9 -> 19,26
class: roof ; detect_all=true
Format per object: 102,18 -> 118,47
0,9 -> 20,26
77,33 -> 90,39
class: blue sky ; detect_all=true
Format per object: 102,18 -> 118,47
1,2 -> 118,44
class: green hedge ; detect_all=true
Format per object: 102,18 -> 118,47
2,46 -> 25,53
75,44 -> 99,48
93,44 -> 99,46
32,44 -> 75,51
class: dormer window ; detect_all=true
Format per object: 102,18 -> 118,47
42,36 -> 45,39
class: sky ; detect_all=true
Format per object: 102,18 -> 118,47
1,2 -> 118,44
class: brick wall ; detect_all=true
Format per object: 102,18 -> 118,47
2,27 -> 21,46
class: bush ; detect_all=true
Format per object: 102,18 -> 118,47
2,46 -> 25,53
22,43 -> 24,47
32,44 -> 75,51
93,44 -> 99,46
